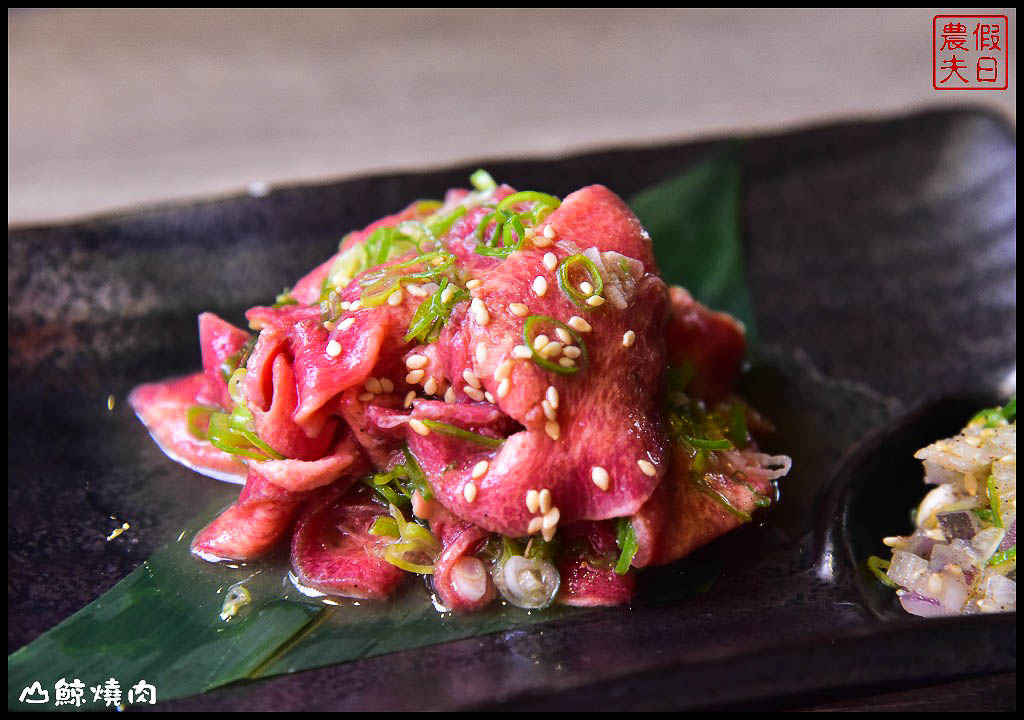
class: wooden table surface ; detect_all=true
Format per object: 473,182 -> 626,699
8,8 -> 1016,225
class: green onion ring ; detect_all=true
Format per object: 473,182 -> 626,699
185,405 -> 215,440
556,254 -> 604,310
522,315 -> 587,375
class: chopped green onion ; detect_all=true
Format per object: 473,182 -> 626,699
380,504 -> 441,575
426,205 -> 467,238
556,254 -> 604,310
402,446 -> 432,501
988,545 -> 1016,567
420,419 -> 504,448
866,556 -> 898,588
728,403 -> 748,448
369,517 -> 400,538
227,367 -> 247,405
972,508 -> 996,524
185,405 -> 216,440
470,169 -> 497,192
1001,395 -> 1016,422
495,191 -> 561,221
682,436 -> 732,451
404,277 -> 469,344
987,474 -> 1003,528
272,288 -> 298,308
522,315 -> 588,375
691,475 -> 752,522
614,517 -> 638,575
219,335 -> 257,383
206,405 -> 284,462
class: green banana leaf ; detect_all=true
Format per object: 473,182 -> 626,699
9,146 -> 882,709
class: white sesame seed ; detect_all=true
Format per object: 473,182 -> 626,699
326,339 -> 342,357
509,302 -> 529,317
637,459 -> 657,477
485,391 -> 495,404
365,377 -> 383,394
542,399 -> 557,421
403,390 -> 416,408
622,330 -> 636,347
543,225 -> 556,239
591,466 -> 610,491
538,489 -> 552,513
323,320 -> 336,332
579,281 -> 594,295
540,341 -> 563,358
543,252 -> 557,271
586,295 -> 605,307
532,276 -> 548,297
545,421 -> 560,440
533,236 -> 553,248
524,226 -> 536,238
358,392 -> 374,402
526,489 -> 540,513
472,460 -> 489,479
465,386 -> 485,402
380,378 -> 394,393
494,359 -> 513,381
475,342 -> 487,364
568,316 -> 592,333
463,482 -> 478,502
532,333 -> 550,351
406,369 -> 425,384
349,300 -> 362,312
423,377 -> 438,395
558,357 -> 576,368
471,298 -> 490,326
497,378 -> 510,398
512,345 -> 533,359
463,369 -> 481,389
444,386 -> 456,404
542,526 -> 556,542
440,284 -> 456,304
563,345 -> 582,359
409,418 -> 430,436
338,317 -> 356,331
545,385 -> 559,409
528,516 -> 543,535
406,354 -> 428,369
387,289 -> 404,306
340,301 -> 352,311
555,327 -> 572,344
542,507 -> 560,529
406,283 -> 427,298
466,279 -> 482,289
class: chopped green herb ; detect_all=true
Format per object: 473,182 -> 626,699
218,335 -> 257,383
691,475 -> 752,522
272,289 -> 298,308
988,545 -> 1016,567
522,315 -> 588,375
470,169 -> 497,192
614,517 -> 638,575
404,278 -> 469,344
728,403 -> 748,448
987,474 -> 1004,528
420,419 -> 504,448
867,555 -> 898,588
556,254 -> 605,310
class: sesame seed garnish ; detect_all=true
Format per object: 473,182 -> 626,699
579,281 -> 594,295
543,252 -> 557,271
563,345 -> 582,359
637,459 -> 657,476
463,482 -> 478,503
568,316 -> 592,333
558,357 -> 576,368
387,289 -> 404,306
471,460 -> 489,479
466,279 -> 482,290
512,344 -> 533,359
340,300 -> 352,311
463,369 -> 482,389
542,507 -> 560,529
357,392 -> 373,402
524,226 -> 537,239
409,419 -> 430,436
586,295 -> 605,307
540,341 -> 563,358
591,466 -> 610,491
406,369 -> 425,384
439,285 -> 456,304
403,390 -> 416,408
365,377 -> 383,394
380,378 -> 395,393
465,386 -> 485,402
545,421 -> 561,440
526,490 -> 540,513
406,283 -> 427,298
323,320 -> 336,331
423,377 -> 438,396
326,339 -> 342,357
543,225 -> 556,239
497,378 -> 510,398
485,391 -> 495,404
542,400 -> 557,421
545,385 -> 559,408
444,386 -> 456,404
475,342 -> 487,364
509,302 -> 529,317
532,276 -> 548,297
349,300 -> 362,312
555,327 -> 572,344
542,526 -> 556,542
533,236 -> 553,248
471,298 -> 490,326
532,333 -> 550,351
338,317 -> 355,331
538,489 -> 552,513
622,330 -> 636,347
494,359 -> 513,381
406,354 -> 428,369
528,516 -> 543,535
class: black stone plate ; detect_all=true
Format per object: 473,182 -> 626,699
7,108 -> 1016,710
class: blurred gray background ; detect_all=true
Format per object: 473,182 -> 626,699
8,8 -> 1016,225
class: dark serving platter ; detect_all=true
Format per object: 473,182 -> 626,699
7,108 -> 1016,710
